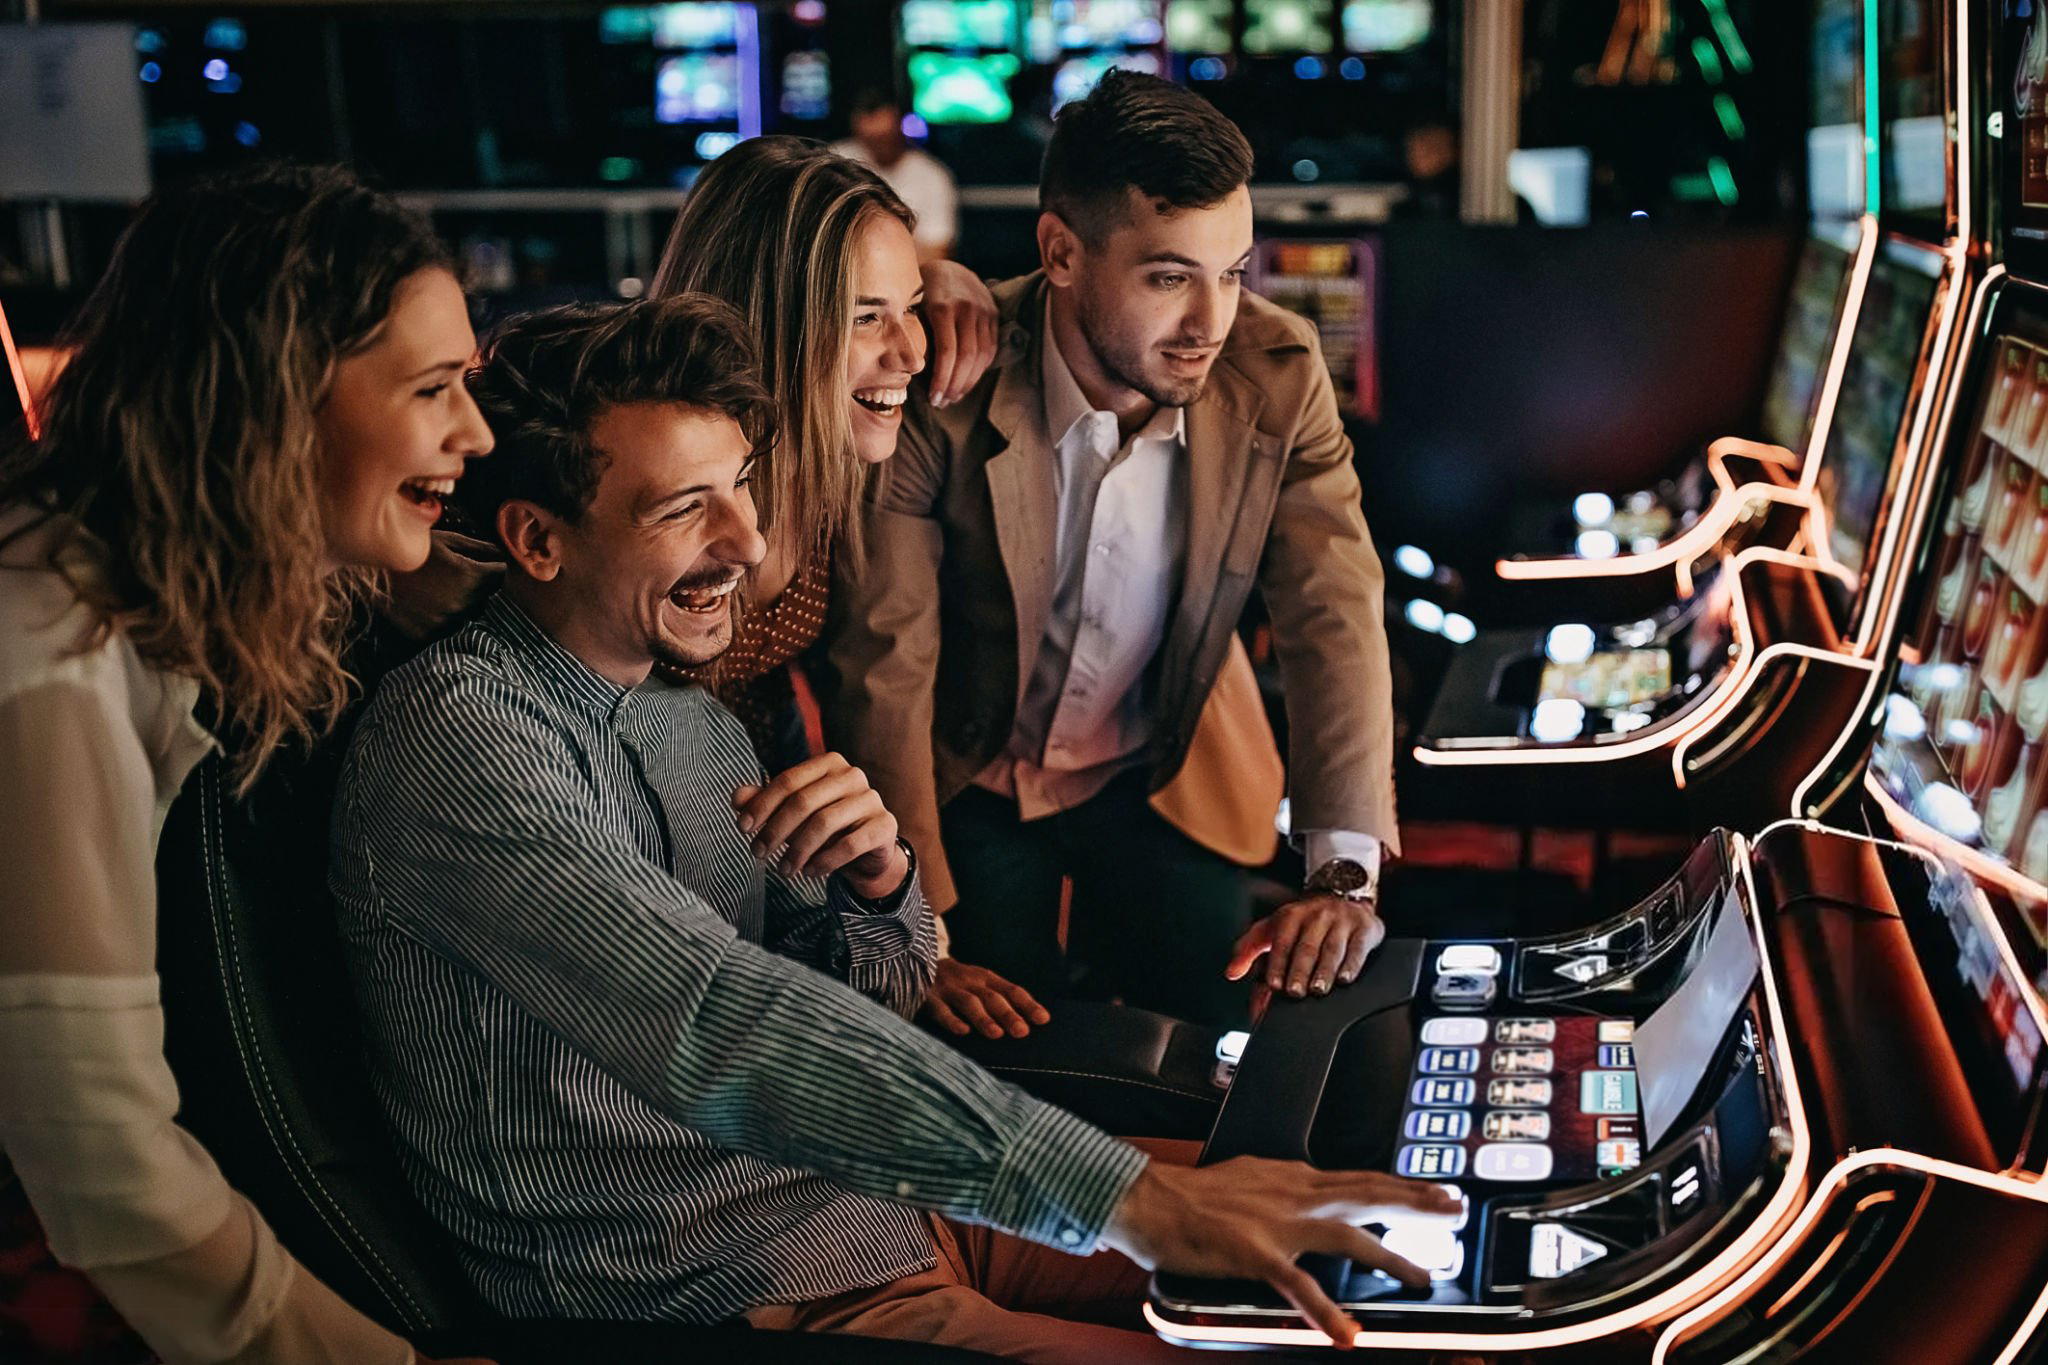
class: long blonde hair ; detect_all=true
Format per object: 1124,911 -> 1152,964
0,162 -> 454,788
652,136 -> 915,563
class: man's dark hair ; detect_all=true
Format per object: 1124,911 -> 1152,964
1039,69 -> 1254,241
458,294 -> 776,534
850,87 -> 900,118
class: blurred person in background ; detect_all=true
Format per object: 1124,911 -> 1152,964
833,89 -> 962,263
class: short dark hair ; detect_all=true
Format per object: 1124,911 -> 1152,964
850,87 -> 900,118
1039,69 -> 1254,241
458,294 -> 776,534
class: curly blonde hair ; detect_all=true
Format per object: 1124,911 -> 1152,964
0,162 -> 453,788
652,136 -> 915,564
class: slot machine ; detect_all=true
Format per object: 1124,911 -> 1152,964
1398,0 -> 1976,839
1146,8 -> 2048,1357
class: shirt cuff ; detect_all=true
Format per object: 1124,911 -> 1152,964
1299,831 -> 1383,891
979,1103 -> 1149,1253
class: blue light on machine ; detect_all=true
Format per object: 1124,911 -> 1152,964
1294,55 -> 1325,79
1882,693 -> 1927,743
1913,782 -> 1982,844
1545,623 -> 1597,665
1574,528 -> 1620,559
1630,209 -> 1649,220
234,120 -> 261,147
1530,698 -> 1587,744
135,29 -> 166,54
1190,56 -> 1227,80
901,112 -> 931,140
1442,612 -> 1476,644
1392,544 -> 1435,578
694,131 -> 741,159
1572,492 -> 1615,527
1405,598 -> 1446,634
1293,159 -> 1321,182
203,57 -> 228,80
204,18 -> 247,51
1340,56 -> 1366,80
139,61 -> 162,83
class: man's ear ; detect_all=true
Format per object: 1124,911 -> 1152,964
498,500 -> 564,582
1038,210 -> 1082,286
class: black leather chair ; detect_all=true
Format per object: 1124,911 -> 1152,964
155,747 -> 997,1364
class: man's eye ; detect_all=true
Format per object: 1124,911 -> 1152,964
1153,274 -> 1187,290
667,503 -> 702,521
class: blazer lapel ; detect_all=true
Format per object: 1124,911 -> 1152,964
1167,367 -> 1267,681
983,326 -> 1059,704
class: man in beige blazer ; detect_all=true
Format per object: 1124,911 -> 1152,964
826,71 -> 1399,1030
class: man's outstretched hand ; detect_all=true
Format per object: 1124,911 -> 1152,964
1226,895 -> 1386,1002
1101,1158 -> 1463,1349
923,958 -> 1051,1039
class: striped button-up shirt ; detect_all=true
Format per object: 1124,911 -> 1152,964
330,593 -> 1147,1322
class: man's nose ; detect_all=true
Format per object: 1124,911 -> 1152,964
711,496 -> 767,569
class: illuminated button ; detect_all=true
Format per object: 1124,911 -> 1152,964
1530,698 -> 1588,743
1572,492 -> 1616,527
1412,1077 -> 1476,1107
1494,1018 -> 1556,1046
1431,971 -> 1497,1009
1380,1219 -> 1465,1282
1214,1029 -> 1251,1064
1397,1144 -> 1467,1179
1059,1227 -> 1084,1247
1528,1222 -> 1611,1279
1597,1020 -> 1635,1044
1405,1109 -> 1472,1142
1488,1078 -> 1552,1108
1575,529 -> 1621,559
1491,1047 -> 1554,1075
1421,1017 -> 1490,1046
1419,1047 -> 1480,1074
1556,952 -> 1611,984
1473,1143 -> 1554,1182
1545,623 -> 1598,664
1482,1110 -> 1551,1142
1436,944 -> 1502,976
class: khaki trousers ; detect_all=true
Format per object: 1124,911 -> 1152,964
746,1139 -> 1203,1364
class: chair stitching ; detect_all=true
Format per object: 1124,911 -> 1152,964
201,764 -> 432,1328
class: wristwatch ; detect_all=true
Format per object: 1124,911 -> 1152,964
1305,856 -> 1377,904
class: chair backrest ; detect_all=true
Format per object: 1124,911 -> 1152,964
157,745 -> 498,1337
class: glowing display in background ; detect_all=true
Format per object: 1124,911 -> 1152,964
1339,0 -> 1430,52
1241,0 -> 1333,54
900,0 -> 1020,48
1165,0 -> 1231,52
908,51 -> 1021,123
656,53 -> 742,122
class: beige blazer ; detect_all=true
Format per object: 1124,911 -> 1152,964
825,272 -> 1400,910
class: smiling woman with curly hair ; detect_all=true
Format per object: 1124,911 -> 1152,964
0,162 -> 493,1364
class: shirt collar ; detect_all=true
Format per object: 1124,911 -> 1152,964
1040,300 -> 1186,453
481,591 -> 638,721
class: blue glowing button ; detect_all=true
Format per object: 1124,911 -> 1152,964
1598,1043 -> 1636,1068
1419,1047 -> 1481,1074
1397,1144 -> 1468,1179
1404,1109 -> 1472,1141
1412,1077 -> 1477,1107
1421,1016 -> 1490,1046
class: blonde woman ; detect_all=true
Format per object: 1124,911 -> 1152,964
0,163 -> 493,1364
650,137 -> 936,762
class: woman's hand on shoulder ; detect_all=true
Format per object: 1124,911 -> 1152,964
917,260 -> 998,408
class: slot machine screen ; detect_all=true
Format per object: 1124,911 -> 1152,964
656,53 -> 743,122
1241,0 -> 1333,54
1760,229 -> 1857,455
1340,0 -> 1430,53
1814,237 -> 1944,581
908,51 -> 1020,123
1875,297 -> 2048,1020
1809,0 -> 1867,219
1165,0 -> 1230,53
1062,0 -> 1164,48
1879,0 -> 1945,224
901,0 -> 1018,48
1536,650 -> 1674,713
2005,1 -> 2048,256
650,2 -> 742,46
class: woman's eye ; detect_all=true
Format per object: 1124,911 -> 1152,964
854,312 -> 880,327
417,382 -> 450,399
1223,268 -> 1247,284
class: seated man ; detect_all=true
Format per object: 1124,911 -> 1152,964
331,294 -> 1455,1362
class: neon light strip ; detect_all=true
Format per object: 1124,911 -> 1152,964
1667,643 -> 1878,791
1492,218 -> 1882,583
1414,544 -> 1852,769
736,4 -> 763,140
1864,0 -> 1882,217
1146,843 -> 1815,1353
0,301 -> 34,441
1651,1148 -> 2048,1364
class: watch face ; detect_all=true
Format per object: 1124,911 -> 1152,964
1310,858 -> 1374,898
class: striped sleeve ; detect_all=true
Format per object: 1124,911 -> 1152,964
334,661 -> 1146,1253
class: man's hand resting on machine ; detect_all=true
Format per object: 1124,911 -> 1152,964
1100,1158 -> 1464,1349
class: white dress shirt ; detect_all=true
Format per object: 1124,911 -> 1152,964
977,310 -> 1382,892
